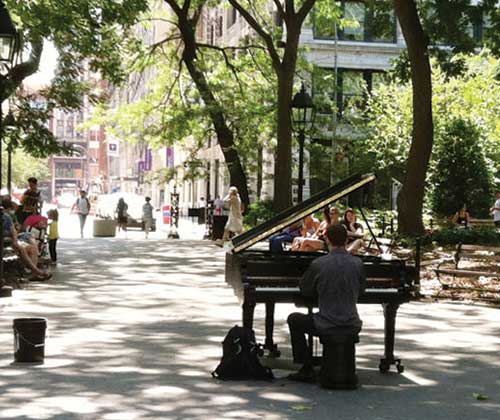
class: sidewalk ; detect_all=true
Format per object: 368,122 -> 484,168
1,235 -> 499,419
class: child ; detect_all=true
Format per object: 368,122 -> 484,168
47,209 -> 59,264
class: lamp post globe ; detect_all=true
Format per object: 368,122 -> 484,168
290,83 -> 315,203
0,0 -> 19,66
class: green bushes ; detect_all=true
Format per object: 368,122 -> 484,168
243,199 -> 276,228
422,227 -> 500,246
430,118 -> 493,218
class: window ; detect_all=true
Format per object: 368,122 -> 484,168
227,7 -> 237,28
217,16 -> 223,36
56,120 -> 64,138
312,66 -> 385,119
313,0 -> 396,43
342,1 -> 365,41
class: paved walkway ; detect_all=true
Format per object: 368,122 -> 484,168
1,229 -> 500,419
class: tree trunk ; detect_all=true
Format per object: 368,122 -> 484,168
273,70 -> 295,211
273,23 -> 301,212
394,0 -> 433,235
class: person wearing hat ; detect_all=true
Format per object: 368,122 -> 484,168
142,196 -> 154,239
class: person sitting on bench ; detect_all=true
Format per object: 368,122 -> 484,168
342,209 -> 365,255
287,224 -> 366,382
2,205 -> 51,280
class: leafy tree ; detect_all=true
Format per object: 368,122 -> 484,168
430,118 -> 492,218
1,149 -> 50,189
392,0 -> 500,235
352,52 -> 499,216
0,0 -> 150,163
228,0 -> 319,211
101,1 -> 280,208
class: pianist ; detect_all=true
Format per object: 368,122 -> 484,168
287,223 -> 366,383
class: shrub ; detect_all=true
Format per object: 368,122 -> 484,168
243,199 -> 276,228
421,227 -> 500,246
430,118 -> 492,218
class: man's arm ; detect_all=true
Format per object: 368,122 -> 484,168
299,262 -> 318,298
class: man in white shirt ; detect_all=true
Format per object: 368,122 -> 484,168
72,190 -> 91,238
491,191 -> 500,227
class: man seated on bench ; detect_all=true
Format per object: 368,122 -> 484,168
2,207 -> 51,280
287,224 -> 366,382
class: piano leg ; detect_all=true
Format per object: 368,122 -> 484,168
264,303 -> 280,357
379,302 -> 404,374
242,300 -> 256,330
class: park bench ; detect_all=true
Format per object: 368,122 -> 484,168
470,218 -> 496,228
435,243 -> 500,288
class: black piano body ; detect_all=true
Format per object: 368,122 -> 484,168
225,173 -> 420,373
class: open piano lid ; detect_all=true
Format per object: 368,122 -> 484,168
230,172 -> 376,254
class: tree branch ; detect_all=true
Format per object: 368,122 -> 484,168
272,0 -> 286,18
227,0 -> 281,70
296,0 -> 316,24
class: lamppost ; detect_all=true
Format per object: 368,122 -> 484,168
168,184 -> 180,239
1,0 -> 20,190
0,0 -> 20,295
4,110 -> 15,194
290,83 -> 316,203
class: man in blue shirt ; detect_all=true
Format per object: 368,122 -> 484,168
287,223 -> 366,382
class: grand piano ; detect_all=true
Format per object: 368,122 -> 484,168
225,173 -> 420,373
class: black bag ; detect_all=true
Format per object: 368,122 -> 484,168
212,325 -> 273,381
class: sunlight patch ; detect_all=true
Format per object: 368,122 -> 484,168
142,386 -> 188,397
259,392 -> 306,402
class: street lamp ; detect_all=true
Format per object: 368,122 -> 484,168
4,111 -> 15,194
290,83 -> 315,202
0,0 -> 19,67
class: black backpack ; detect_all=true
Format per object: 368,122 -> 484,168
212,325 -> 273,381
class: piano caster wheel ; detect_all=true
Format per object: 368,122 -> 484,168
379,359 -> 390,373
396,360 -> 404,373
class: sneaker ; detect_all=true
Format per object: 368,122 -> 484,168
287,366 -> 316,384
215,239 -> 223,247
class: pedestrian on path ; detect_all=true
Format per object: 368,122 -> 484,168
218,186 -> 243,246
72,190 -> 91,238
142,197 -> 154,239
491,190 -> 500,227
47,209 -> 59,264
116,197 -> 128,237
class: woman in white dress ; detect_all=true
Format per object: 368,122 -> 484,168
222,186 -> 243,243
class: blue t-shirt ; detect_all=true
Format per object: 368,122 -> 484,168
2,213 -> 13,237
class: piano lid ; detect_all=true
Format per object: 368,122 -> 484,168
230,172 -> 376,254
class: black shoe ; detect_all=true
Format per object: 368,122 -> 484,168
288,366 -> 316,384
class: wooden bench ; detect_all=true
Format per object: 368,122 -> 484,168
470,218 -> 496,226
435,243 -> 500,288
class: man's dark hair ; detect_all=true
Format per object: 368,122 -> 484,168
27,177 -> 38,184
145,197 -> 151,202
325,223 -> 347,247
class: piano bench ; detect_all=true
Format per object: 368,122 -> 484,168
319,333 -> 359,390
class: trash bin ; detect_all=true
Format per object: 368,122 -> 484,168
13,318 -> 47,364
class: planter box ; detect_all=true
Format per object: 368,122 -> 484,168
93,219 -> 117,237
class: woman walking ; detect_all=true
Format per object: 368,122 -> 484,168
218,186 -> 243,246
116,198 -> 129,237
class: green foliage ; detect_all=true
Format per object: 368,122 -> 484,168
422,227 -> 500,246
3,150 -> 50,188
4,94 -> 73,158
352,52 -> 500,211
243,199 -> 276,228
430,118 -> 492,218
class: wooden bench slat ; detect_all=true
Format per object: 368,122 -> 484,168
460,245 -> 500,253
435,268 -> 499,278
